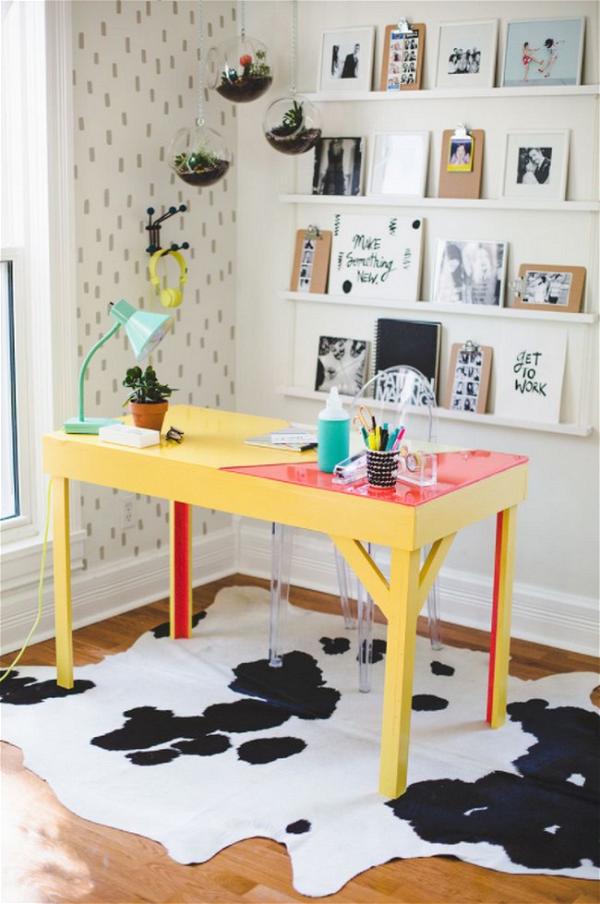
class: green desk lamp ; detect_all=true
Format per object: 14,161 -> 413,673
64,299 -> 173,434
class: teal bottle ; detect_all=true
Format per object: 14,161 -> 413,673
317,387 -> 350,473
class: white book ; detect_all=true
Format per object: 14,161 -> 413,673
99,424 -> 161,448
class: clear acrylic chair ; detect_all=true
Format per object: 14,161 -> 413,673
268,366 -> 442,692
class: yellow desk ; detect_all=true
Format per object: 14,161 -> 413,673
43,405 -> 528,798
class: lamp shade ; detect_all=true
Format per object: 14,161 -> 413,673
111,299 -> 173,361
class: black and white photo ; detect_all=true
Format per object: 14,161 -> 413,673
502,130 -> 569,200
433,239 -> 507,306
435,20 -> 498,88
521,269 -> 572,305
319,27 -> 375,93
297,238 -> 314,292
517,147 -> 552,184
315,336 -> 369,395
312,137 -> 364,196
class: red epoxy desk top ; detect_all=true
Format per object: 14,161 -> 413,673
224,450 -> 528,507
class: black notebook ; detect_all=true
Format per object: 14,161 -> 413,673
373,318 -> 442,398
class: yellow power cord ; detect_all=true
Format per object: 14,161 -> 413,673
0,479 -> 53,683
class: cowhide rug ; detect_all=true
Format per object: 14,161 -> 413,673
1,586 -> 598,897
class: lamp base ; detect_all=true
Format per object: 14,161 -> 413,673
64,416 -> 120,435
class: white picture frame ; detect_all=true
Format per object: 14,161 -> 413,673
502,17 -> 584,87
435,19 -> 498,89
500,129 -> 569,201
318,26 -> 375,93
432,239 -> 508,306
367,131 -> 429,197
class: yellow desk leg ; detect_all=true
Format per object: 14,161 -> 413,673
487,506 -> 518,728
53,477 -> 73,689
379,547 -> 421,799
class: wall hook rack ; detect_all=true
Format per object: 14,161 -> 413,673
145,205 -> 190,254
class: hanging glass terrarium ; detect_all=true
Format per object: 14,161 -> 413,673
263,0 -> 320,155
168,0 -> 231,187
208,35 -> 272,103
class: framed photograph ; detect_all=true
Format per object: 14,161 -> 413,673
433,239 -> 507,306
330,212 -> 423,300
318,26 -> 375,93
511,263 -> 586,313
435,20 -> 498,89
289,229 -> 332,294
379,23 -> 425,91
501,130 -> 569,201
443,342 -> 493,414
312,137 -> 364,196
315,336 -> 369,395
367,131 -> 429,197
502,18 -> 584,87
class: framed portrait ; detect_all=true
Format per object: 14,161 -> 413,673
432,239 -> 508,307
501,130 -> 569,201
318,26 -> 375,93
511,263 -> 586,313
315,336 -> 369,396
289,229 -> 332,294
379,23 -> 425,92
443,342 -> 493,414
435,20 -> 498,89
367,131 -> 429,197
312,137 -> 364,196
502,18 -> 584,87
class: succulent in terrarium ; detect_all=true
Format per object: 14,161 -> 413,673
263,95 -> 321,155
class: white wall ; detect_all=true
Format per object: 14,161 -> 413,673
235,1 -> 599,648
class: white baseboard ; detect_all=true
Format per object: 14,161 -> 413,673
238,521 -> 599,657
0,526 -> 237,655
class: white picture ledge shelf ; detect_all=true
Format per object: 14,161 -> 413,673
302,85 -> 600,103
282,292 -> 597,324
279,195 -> 600,213
281,387 -> 593,437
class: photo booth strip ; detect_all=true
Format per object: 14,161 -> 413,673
443,340 -> 493,414
290,227 -> 332,294
438,128 -> 485,199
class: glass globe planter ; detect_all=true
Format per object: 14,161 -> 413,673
207,35 -> 272,103
263,95 -> 321,155
168,120 -> 231,187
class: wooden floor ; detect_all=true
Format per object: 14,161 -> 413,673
1,575 -> 598,904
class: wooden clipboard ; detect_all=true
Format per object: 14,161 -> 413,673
438,129 -> 484,199
443,341 -> 492,414
290,228 -> 332,294
379,23 -> 426,92
510,263 -> 586,314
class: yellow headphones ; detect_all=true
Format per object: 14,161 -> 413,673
148,249 -> 188,308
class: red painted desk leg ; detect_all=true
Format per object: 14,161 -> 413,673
487,506 -> 517,726
169,501 -> 192,639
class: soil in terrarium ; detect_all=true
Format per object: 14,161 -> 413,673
173,150 -> 230,186
216,51 -> 272,103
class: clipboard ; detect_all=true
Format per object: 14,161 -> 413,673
290,226 -> 332,294
379,21 -> 425,92
438,127 -> 484,199
443,340 -> 492,414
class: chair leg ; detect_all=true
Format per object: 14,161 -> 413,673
357,544 -> 375,693
269,522 -> 293,668
334,547 -> 356,629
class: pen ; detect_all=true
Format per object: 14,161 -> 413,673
386,428 -> 398,451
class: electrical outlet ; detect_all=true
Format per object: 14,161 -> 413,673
121,494 -> 136,530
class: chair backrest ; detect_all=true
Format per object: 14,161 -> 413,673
351,365 -> 438,445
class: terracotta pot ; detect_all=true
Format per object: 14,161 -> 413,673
129,401 -> 169,432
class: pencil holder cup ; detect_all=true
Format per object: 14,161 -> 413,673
366,449 -> 399,489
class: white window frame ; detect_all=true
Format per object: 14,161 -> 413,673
1,1 -> 83,586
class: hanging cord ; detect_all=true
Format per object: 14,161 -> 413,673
197,0 -> 205,124
290,0 -> 298,96
0,479 -> 53,684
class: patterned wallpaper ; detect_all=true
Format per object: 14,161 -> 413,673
72,0 -> 237,570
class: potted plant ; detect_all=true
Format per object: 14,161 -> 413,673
123,365 -> 176,432
216,48 -> 273,102
172,145 -> 231,187
264,99 -> 322,155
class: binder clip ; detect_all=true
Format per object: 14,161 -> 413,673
305,224 -> 321,239
166,426 -> 184,443
397,17 -> 411,33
